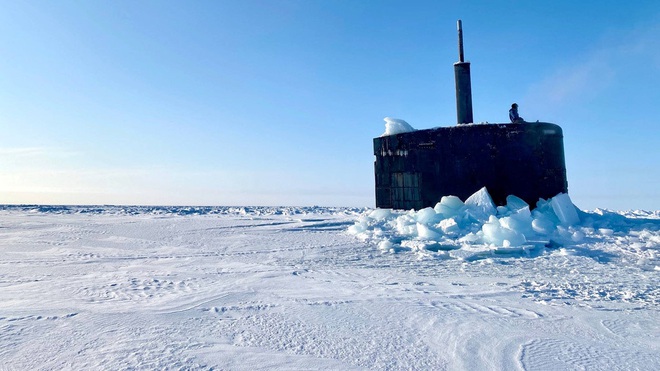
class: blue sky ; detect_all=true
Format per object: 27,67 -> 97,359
0,0 -> 658,210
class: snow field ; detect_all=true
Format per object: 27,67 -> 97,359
0,204 -> 658,370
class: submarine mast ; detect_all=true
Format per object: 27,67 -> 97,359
454,20 -> 473,125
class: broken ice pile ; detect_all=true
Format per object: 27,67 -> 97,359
348,187 -> 584,256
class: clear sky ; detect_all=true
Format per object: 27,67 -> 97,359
1,0 -> 659,210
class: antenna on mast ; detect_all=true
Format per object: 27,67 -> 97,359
457,20 -> 464,62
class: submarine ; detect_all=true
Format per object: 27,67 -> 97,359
374,20 -> 568,210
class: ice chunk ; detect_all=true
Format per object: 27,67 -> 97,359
571,230 -> 585,242
482,216 -> 501,239
438,217 -> 460,235
550,193 -> 580,226
482,215 -> 526,246
381,117 -> 416,136
532,215 -> 556,235
378,240 -> 394,251
369,208 -> 393,221
347,223 -> 366,235
396,215 -> 416,235
531,199 -> 560,235
465,187 -> 496,221
417,223 -> 442,240
500,207 -> 533,236
415,207 -> 438,224
505,195 -> 529,211
434,196 -> 465,217
459,232 -> 480,243
465,187 -> 496,213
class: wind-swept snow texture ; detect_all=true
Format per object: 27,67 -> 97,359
1,200 -> 659,370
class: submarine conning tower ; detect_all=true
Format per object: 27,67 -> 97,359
374,123 -> 568,209
374,20 -> 569,210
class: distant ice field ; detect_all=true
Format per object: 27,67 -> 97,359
0,202 -> 658,370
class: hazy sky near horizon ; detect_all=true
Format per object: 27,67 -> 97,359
1,0 -> 659,210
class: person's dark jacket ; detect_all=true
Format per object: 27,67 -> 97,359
509,108 -> 520,123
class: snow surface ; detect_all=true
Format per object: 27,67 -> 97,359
1,197 -> 659,370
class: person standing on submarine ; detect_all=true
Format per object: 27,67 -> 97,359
509,103 -> 524,123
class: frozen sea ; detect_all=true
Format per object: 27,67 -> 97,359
1,202 -> 659,370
